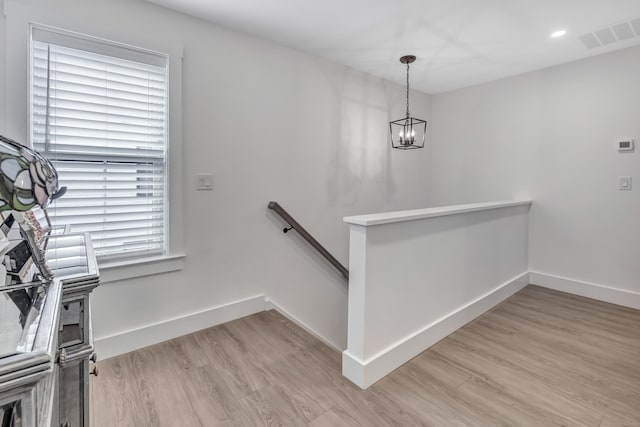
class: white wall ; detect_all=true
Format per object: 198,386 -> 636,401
343,202 -> 531,388
430,46 -> 640,298
1,0 -> 431,353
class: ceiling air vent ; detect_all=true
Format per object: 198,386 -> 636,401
579,33 -> 601,49
612,22 -> 634,40
595,28 -> 617,45
579,18 -> 640,50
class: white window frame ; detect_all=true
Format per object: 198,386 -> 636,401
16,21 -> 186,283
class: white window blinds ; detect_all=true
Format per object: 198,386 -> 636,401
30,27 -> 169,262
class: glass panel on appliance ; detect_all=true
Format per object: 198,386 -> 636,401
0,399 -> 22,427
60,361 -> 85,427
0,284 -> 46,358
59,299 -> 84,348
45,235 -> 89,279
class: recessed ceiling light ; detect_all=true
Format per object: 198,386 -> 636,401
551,30 -> 567,38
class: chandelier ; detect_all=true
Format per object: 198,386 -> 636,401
389,55 -> 426,150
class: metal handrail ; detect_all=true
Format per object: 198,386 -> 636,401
268,201 -> 349,280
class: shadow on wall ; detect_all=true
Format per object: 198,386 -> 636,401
323,66 -> 407,208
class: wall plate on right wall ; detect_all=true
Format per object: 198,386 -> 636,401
619,176 -> 632,191
617,139 -> 634,152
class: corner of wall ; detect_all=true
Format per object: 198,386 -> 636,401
529,272 -> 640,310
264,297 -> 344,352
426,92 -> 435,207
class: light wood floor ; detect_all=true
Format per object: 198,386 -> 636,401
91,285 -> 640,426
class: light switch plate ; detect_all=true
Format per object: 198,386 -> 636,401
619,176 -> 632,191
196,174 -> 214,190
618,140 -> 634,152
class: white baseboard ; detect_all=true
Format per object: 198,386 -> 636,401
95,295 -> 266,360
94,271 -> 638,386
529,272 -> 640,310
342,272 -> 529,389
264,298 -> 343,352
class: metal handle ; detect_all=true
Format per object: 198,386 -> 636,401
268,201 -> 349,280
90,365 -> 99,376
57,348 -> 67,368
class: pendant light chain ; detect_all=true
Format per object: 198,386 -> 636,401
405,62 -> 410,118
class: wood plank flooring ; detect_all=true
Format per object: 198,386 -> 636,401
91,285 -> 640,426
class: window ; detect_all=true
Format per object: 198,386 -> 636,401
30,26 -> 169,263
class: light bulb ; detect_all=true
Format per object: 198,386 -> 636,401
411,129 -> 415,137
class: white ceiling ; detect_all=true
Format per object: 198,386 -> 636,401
147,0 -> 640,93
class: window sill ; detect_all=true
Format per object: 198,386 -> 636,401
99,254 -> 185,284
